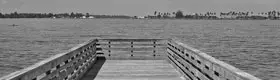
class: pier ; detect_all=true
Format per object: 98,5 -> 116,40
0,38 -> 261,80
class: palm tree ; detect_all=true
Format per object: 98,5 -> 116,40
172,12 -> 176,15
268,11 -> 271,17
261,12 -> 264,15
277,11 -> 280,17
220,12 -> 223,18
168,13 -> 171,16
272,10 -> 276,16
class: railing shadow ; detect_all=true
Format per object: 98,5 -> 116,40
80,56 -> 106,80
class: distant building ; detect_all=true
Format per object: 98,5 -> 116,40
220,14 -> 238,19
146,15 -> 157,19
82,16 -> 86,19
88,16 -> 95,18
137,16 -> 145,19
81,16 -> 94,19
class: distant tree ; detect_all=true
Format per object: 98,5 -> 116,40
48,13 -> 54,18
168,13 -> 171,16
12,11 -> 19,18
86,13 -> 90,18
157,14 -> 161,18
154,11 -> 157,16
70,12 -> 75,18
175,10 -> 184,19
172,12 -> 176,17
0,12 -> 2,18
206,12 -> 210,16
268,11 -> 272,16
272,10 -> 276,16
75,13 -> 84,18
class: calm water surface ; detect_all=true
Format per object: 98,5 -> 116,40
0,19 -> 280,80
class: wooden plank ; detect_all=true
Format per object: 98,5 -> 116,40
97,46 -> 167,49
76,55 -> 97,80
168,43 -> 221,80
97,43 -> 166,46
107,55 -> 166,60
99,47 -> 166,51
84,60 -> 183,80
97,39 -> 166,42
168,40 -> 185,52
96,52 -> 167,60
40,51 -> 87,80
0,39 -> 98,80
167,52 -> 194,80
71,55 -> 97,80
168,50 -> 204,80
167,46 -> 184,58
171,39 -> 261,80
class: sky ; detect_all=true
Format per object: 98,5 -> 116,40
0,0 -> 280,16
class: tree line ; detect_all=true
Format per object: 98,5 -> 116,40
149,10 -> 280,20
1,10 -> 280,20
0,12 -> 85,18
0,12 -> 132,19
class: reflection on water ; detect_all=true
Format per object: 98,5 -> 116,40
0,19 -> 280,80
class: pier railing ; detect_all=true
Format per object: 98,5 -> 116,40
0,38 -> 261,80
167,38 -> 261,80
96,39 -> 167,60
0,39 -> 98,80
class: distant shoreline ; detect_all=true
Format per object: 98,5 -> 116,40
0,18 -> 278,20
1,11 -> 280,20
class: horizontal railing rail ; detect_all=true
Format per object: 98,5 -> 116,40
167,38 -> 261,80
97,39 -> 164,42
96,38 -> 167,60
0,39 -> 98,80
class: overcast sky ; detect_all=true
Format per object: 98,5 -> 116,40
0,0 -> 280,16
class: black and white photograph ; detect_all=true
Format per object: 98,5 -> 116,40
0,0 -> 279,80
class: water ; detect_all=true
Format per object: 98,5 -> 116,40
0,19 -> 279,80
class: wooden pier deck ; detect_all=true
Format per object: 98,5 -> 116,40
0,38 -> 261,80
81,58 -> 184,80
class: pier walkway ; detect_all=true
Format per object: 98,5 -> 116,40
0,38 -> 261,80
81,59 -> 183,80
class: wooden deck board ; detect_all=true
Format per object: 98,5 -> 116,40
81,59 -> 185,80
